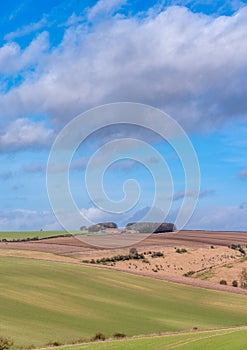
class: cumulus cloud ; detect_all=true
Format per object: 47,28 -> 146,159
187,204 -> 247,231
0,118 -> 54,152
0,32 -> 49,76
0,5 -> 246,131
0,209 -> 60,231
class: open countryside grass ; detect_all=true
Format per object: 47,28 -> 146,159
1,256 -> 247,348
51,328 -> 247,350
0,230 -> 87,240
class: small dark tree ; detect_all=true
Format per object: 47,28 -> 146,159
91,333 -> 106,341
219,280 -> 227,285
129,247 -> 138,256
0,337 -> 13,350
232,280 -> 238,287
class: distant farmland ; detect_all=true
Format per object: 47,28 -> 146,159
0,230 -> 87,241
2,256 -> 247,348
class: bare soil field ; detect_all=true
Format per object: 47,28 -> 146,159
1,229 -> 247,253
1,229 -> 247,295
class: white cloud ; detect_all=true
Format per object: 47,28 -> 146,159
87,0 -> 127,21
0,4 -> 247,132
0,118 -> 54,151
0,32 -> 49,75
4,16 -> 48,41
0,209 -> 60,231
187,204 -> 247,231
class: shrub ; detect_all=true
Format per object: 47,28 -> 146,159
46,341 -> 62,347
0,337 -> 13,350
91,333 -> 106,341
232,280 -> 238,287
176,248 -> 187,254
219,280 -> 227,285
183,271 -> 195,277
151,251 -> 164,258
113,333 -> 126,338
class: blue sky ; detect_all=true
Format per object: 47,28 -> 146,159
0,0 -> 247,231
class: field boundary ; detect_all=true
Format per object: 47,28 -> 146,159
37,326 -> 247,350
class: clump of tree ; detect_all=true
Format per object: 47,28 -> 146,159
88,222 -> 118,232
228,244 -> 246,255
151,251 -> 164,258
126,222 -> 176,233
0,337 -> 13,350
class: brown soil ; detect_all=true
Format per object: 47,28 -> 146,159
1,230 -> 247,295
1,229 -> 247,254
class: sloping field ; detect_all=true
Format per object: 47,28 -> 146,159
51,328 -> 247,350
1,230 -> 247,254
1,257 -> 247,348
0,230 -> 73,241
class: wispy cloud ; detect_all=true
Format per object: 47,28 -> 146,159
0,171 -> 15,181
173,189 -> 215,201
4,16 -> 48,41
237,169 -> 247,178
87,0 -> 127,21
23,162 -> 46,173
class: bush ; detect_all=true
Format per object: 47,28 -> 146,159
0,337 -> 13,350
91,333 -> 106,341
219,280 -> 227,285
176,248 -> 187,254
151,251 -> 164,258
232,280 -> 238,287
183,271 -> 195,277
113,333 -> 126,338
46,341 -> 62,347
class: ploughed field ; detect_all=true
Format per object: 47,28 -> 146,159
1,230 -> 247,254
2,256 -> 247,349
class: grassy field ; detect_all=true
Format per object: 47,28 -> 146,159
52,328 -> 247,350
0,230 -> 87,240
1,256 -> 247,348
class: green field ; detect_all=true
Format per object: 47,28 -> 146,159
53,328 -> 247,350
1,256 -> 247,348
0,230 -> 86,241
